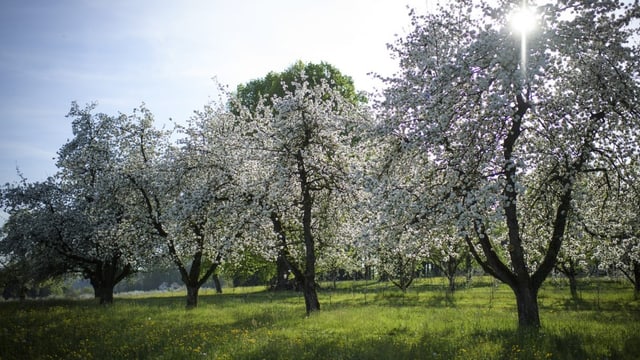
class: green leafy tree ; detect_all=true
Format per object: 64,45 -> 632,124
234,60 -> 365,114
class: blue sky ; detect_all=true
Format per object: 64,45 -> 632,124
0,0 -> 430,209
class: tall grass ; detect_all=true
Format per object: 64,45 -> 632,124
1,277 -> 638,359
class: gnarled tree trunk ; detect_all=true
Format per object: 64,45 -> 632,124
621,261 -> 640,299
557,261 -> 580,300
212,274 -> 223,294
302,276 -> 320,314
186,284 -> 200,308
568,274 -> 579,300
512,282 -> 540,328
465,94 -> 584,330
271,208 -> 320,315
272,252 -> 294,291
177,250 -> 220,309
87,258 -> 133,305
634,263 -> 640,299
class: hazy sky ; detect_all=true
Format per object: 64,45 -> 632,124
0,0 -> 433,197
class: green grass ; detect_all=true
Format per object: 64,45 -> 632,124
1,277 -> 639,359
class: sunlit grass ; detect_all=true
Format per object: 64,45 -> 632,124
1,277 -> 639,359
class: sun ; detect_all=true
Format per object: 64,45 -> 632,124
509,3 -> 537,77
509,5 -> 537,34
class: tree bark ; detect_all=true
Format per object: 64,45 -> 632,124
391,276 -> 413,293
89,277 -> 115,305
132,180 -> 217,309
391,256 -> 415,293
633,262 -> 640,299
212,274 -> 223,294
179,256 -> 220,308
270,212 -> 297,291
98,286 -> 115,305
568,273 -> 579,300
19,285 -> 27,301
446,258 -> 459,294
465,253 -> 473,285
273,252 -> 293,291
171,230 -> 221,308
265,122 -> 323,315
447,273 -> 456,294
557,261 -> 579,300
364,265 -> 373,281
302,276 -> 320,314
87,259 -> 133,305
513,283 -> 541,328
296,147 -> 321,315
183,242 -> 204,309
185,285 -> 199,308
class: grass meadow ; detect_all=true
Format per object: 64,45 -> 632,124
1,277 -> 639,359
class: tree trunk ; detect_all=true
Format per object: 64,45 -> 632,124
89,280 -> 115,305
177,249 -> 221,308
446,258 -> 458,294
513,283 -> 541,329
364,265 -> 373,281
90,280 -> 116,305
296,148 -> 320,316
18,285 -> 27,301
447,273 -> 456,294
186,285 -> 199,309
568,272 -> 579,300
633,262 -> 640,299
98,286 -> 115,305
464,94 -> 583,331
212,274 -> 223,294
618,261 -> 640,299
273,252 -> 293,291
302,277 -> 320,315
85,257 -> 134,305
557,261 -> 579,300
92,284 -> 101,300
465,253 -> 473,285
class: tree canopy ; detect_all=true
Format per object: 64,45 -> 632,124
2,3 -> 640,331
377,0 -> 640,328
234,60 -> 366,114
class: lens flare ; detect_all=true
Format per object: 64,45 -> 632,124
509,4 -> 536,79
510,6 -> 536,35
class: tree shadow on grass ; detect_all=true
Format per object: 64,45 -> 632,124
320,285 -> 463,310
620,336 -> 640,358
539,298 -> 599,311
423,293 -> 457,308
235,323 -> 597,360
236,331 -> 452,360
538,296 -> 640,325
119,287 -> 297,308
464,328 -> 592,360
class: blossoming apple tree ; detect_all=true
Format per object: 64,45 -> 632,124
233,61 -> 366,291
237,79 -> 369,314
590,166 -> 640,297
121,103 -> 250,308
378,0 -> 640,328
1,103 -> 157,304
